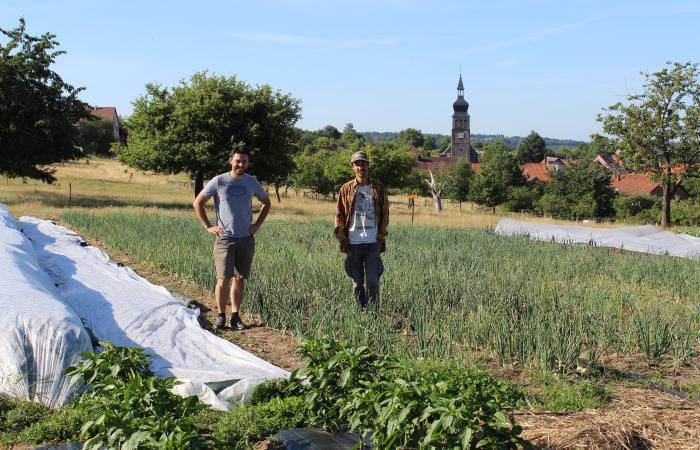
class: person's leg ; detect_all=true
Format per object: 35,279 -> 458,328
365,242 -> 383,312
215,278 -> 233,314
230,277 -> 245,314
231,236 -> 255,329
345,244 -> 367,308
213,236 -> 237,329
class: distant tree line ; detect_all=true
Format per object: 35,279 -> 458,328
361,131 -> 587,150
2,19 -> 697,227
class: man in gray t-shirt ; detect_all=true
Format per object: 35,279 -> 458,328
193,146 -> 271,331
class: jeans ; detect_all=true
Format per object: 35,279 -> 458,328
344,242 -> 384,310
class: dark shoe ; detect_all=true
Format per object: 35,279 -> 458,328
231,315 -> 247,331
214,315 -> 226,330
353,286 -> 368,310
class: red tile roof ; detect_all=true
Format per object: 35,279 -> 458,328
87,107 -> 118,122
521,163 -> 554,181
416,156 -> 460,171
611,173 -> 660,195
414,157 -> 480,173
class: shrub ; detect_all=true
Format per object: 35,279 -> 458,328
250,378 -> 290,405
613,193 -> 660,223
212,396 -> 306,449
76,118 -> 117,155
504,185 -> 541,212
671,198 -> 700,226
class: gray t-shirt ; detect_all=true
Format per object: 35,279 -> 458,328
202,173 -> 268,238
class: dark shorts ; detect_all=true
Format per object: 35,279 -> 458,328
213,235 -> 255,279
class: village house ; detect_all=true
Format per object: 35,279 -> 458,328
85,106 -> 128,146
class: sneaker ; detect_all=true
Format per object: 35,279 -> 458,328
214,315 -> 226,330
231,315 -> 247,331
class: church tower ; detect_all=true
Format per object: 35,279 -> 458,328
451,74 -> 475,161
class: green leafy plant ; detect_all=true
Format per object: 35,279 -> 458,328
290,338 -> 530,449
250,377 -> 291,405
65,342 -> 203,450
287,337 -> 393,431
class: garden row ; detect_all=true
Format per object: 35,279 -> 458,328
61,210 -> 700,373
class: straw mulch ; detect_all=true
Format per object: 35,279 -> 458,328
516,387 -> 700,449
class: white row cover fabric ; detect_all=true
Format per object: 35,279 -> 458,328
495,218 -> 700,260
0,204 -> 92,407
18,216 -> 289,410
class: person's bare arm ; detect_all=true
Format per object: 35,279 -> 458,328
249,194 -> 271,235
193,192 -> 224,235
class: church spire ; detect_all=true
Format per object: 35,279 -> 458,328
457,74 -> 464,97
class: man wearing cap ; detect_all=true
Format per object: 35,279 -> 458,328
334,151 -> 389,311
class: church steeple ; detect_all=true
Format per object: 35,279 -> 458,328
450,72 -> 475,162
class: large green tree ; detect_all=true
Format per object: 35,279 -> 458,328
536,160 -> 615,220
340,123 -> 365,151
118,71 -> 301,198
445,159 -> 473,204
290,149 -> 351,199
398,128 -> 425,148
367,144 -> 416,189
515,130 -> 546,163
470,141 -> 524,208
598,62 -> 700,228
0,18 -> 90,182
75,118 -> 116,155
319,125 -> 341,140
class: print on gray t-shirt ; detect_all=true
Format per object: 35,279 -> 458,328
202,173 -> 268,237
348,185 -> 377,244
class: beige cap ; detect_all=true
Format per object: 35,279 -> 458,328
350,151 -> 369,164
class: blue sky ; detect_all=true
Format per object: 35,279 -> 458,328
2,0 -> 699,141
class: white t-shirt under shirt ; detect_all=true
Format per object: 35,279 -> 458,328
348,184 -> 377,244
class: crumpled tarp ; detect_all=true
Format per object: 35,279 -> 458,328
494,218 -> 700,260
18,216 -> 289,410
0,204 -> 92,407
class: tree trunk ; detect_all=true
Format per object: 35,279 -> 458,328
424,170 -> 450,213
661,182 -> 671,228
432,193 -> 443,212
274,183 -> 282,203
193,174 -> 204,198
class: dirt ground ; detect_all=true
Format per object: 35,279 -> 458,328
77,234 -> 700,450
